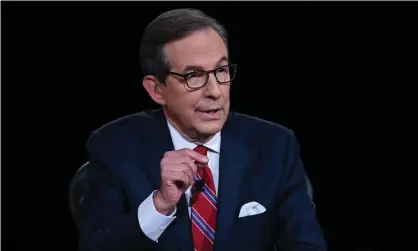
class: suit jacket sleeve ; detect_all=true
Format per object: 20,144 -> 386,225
275,131 -> 327,251
71,131 -> 160,251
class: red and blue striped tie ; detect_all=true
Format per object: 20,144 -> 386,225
191,145 -> 217,251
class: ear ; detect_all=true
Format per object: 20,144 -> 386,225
142,75 -> 166,105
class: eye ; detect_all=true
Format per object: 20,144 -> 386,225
187,71 -> 205,78
216,65 -> 230,73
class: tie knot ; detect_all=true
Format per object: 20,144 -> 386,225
193,145 -> 208,156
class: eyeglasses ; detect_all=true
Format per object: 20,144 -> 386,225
168,64 -> 237,90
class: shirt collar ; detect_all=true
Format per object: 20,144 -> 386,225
166,120 -> 221,153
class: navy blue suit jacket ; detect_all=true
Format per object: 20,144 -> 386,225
71,109 -> 327,251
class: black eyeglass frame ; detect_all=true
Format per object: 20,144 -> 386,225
167,63 -> 237,90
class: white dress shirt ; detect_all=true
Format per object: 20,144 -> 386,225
137,120 -> 221,241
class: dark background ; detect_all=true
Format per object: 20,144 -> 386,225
2,1 -> 416,251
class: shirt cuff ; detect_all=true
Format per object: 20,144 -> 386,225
137,190 -> 177,242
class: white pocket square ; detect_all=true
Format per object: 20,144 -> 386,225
238,201 -> 266,218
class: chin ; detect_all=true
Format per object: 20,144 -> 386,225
196,120 -> 224,135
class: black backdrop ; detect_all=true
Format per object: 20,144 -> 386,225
2,1 -> 416,251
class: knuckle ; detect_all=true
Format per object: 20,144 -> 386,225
160,158 -> 167,166
163,151 -> 171,158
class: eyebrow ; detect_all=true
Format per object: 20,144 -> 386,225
181,56 -> 229,73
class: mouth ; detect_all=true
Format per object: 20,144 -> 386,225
199,108 -> 220,114
201,109 -> 220,114
197,108 -> 222,120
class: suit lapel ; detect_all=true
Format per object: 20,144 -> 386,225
214,114 -> 254,251
138,109 -> 194,251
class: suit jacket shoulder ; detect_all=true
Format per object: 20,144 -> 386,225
227,112 -> 293,134
89,110 -> 158,144
225,112 -> 298,151
85,109 -> 169,173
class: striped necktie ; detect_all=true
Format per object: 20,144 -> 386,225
191,145 -> 217,251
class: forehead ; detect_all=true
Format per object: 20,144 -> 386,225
164,28 -> 228,71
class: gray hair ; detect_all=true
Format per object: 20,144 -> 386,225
139,8 -> 228,82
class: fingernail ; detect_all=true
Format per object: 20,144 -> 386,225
204,156 -> 209,162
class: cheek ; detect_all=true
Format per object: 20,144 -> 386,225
164,83 -> 196,106
220,85 -> 231,100
166,91 -> 202,114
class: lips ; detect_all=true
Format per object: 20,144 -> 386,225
197,108 -> 222,120
198,108 -> 221,113
202,109 -> 219,114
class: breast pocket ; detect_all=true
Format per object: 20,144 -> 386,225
233,211 -> 274,250
236,208 -> 267,226
235,201 -> 272,233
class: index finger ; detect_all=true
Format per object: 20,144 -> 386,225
178,148 -> 208,164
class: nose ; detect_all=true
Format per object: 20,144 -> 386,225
204,73 -> 222,99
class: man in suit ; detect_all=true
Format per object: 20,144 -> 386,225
70,8 -> 327,251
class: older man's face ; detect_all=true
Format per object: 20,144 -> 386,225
160,28 -> 231,140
